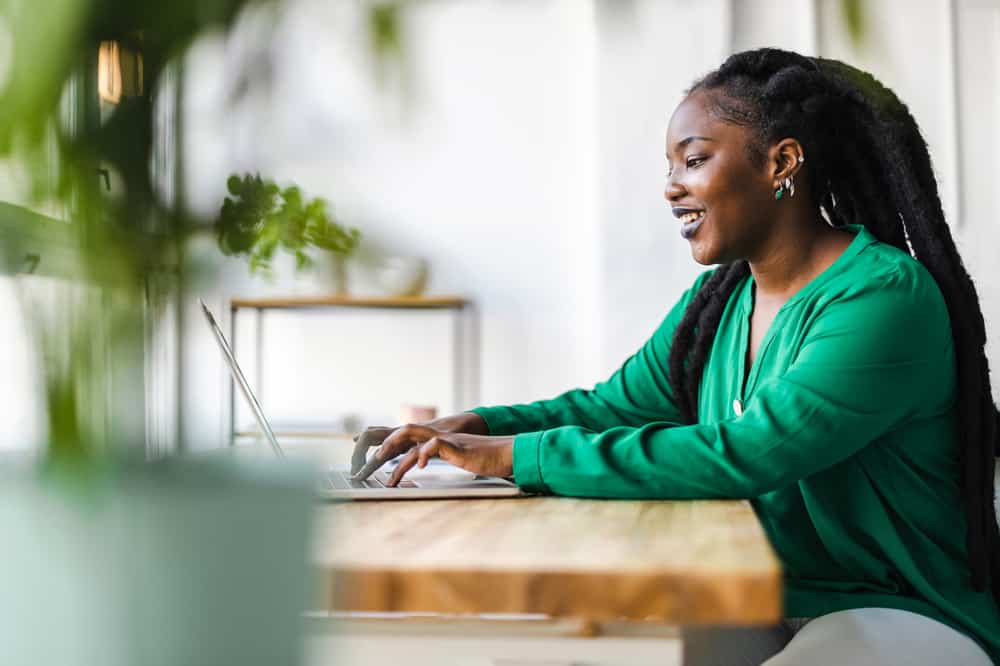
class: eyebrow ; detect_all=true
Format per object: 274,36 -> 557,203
671,135 -> 715,152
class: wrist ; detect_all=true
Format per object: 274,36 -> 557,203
456,432 -> 514,477
458,411 -> 489,435
500,436 -> 515,475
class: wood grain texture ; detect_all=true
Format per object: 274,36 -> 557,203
230,295 -> 467,309
311,496 -> 782,624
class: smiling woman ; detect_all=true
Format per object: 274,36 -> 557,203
351,48 -> 1000,665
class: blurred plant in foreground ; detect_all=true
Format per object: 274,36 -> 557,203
0,0 -> 402,469
0,0 -> 258,468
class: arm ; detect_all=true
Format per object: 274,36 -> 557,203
468,269 -> 717,435
511,265 -> 955,498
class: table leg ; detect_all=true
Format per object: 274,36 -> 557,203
452,304 -> 463,413
254,306 -> 264,445
229,304 -> 237,447
451,302 -> 481,413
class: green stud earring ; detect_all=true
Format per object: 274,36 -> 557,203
775,186 -> 784,200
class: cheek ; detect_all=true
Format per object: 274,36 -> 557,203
700,163 -> 768,221
692,164 -> 766,261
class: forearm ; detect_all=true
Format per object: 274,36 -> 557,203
470,387 -> 678,436
511,420 -> 798,499
427,411 -> 489,435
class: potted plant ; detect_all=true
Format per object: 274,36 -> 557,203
216,173 -> 362,293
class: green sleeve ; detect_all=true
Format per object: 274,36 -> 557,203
468,269 -> 717,436
512,265 -> 954,497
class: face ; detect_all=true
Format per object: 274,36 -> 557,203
664,90 -> 777,265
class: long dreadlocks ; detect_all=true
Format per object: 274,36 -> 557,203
666,48 -> 1000,606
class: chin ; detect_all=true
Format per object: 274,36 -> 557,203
689,232 -> 742,266
688,240 -> 721,266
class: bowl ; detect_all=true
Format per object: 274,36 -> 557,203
372,256 -> 429,297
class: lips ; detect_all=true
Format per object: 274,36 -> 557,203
672,207 -> 706,240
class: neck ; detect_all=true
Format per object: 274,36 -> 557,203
746,205 -> 853,302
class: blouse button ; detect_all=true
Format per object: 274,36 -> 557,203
733,399 -> 744,417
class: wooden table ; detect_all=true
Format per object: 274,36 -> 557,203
293,439 -> 783,666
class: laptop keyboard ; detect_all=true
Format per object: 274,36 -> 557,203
328,470 -> 417,490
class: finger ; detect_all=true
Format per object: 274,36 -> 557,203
352,454 -> 386,481
350,438 -> 371,475
352,425 -> 420,480
350,426 -> 393,475
417,438 -> 443,469
387,448 -> 421,487
378,424 -> 433,463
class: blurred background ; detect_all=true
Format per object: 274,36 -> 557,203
0,0 -> 996,455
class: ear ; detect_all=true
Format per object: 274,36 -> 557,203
768,138 -> 805,188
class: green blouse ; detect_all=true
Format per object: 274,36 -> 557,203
470,224 -> 1000,661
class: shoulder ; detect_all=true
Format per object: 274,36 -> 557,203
816,235 -> 952,349
844,237 -> 946,310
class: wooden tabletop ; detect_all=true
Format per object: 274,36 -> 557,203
310,479 -> 782,625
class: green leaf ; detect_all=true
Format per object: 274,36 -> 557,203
840,0 -> 866,46
369,3 -> 403,60
294,251 -> 312,271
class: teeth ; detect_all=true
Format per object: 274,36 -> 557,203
679,211 -> 705,224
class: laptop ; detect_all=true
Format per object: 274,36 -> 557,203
200,300 -> 524,500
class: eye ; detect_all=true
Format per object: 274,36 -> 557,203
686,156 -> 707,169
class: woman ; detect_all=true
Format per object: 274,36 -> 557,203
351,48 -> 1000,665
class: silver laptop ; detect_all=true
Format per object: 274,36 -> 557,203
200,299 -> 524,500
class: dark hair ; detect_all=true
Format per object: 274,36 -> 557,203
666,48 -> 1000,605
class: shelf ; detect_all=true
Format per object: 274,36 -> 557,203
230,295 -> 468,310
226,295 -> 478,445
235,430 -> 357,439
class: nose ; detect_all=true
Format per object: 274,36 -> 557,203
665,172 -> 685,204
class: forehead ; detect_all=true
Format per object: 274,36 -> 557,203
666,90 -> 748,153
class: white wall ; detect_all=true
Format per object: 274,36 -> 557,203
952,0 -> 1000,397
171,0 -> 1000,449
179,0 -> 608,446
0,0 -> 988,451
0,278 -> 44,451
594,0 -> 730,371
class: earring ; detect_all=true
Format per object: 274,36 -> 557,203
785,175 -> 796,198
774,183 -> 784,200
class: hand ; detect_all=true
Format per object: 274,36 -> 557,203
350,426 -> 395,477
352,423 -> 514,486
350,412 -> 488,476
